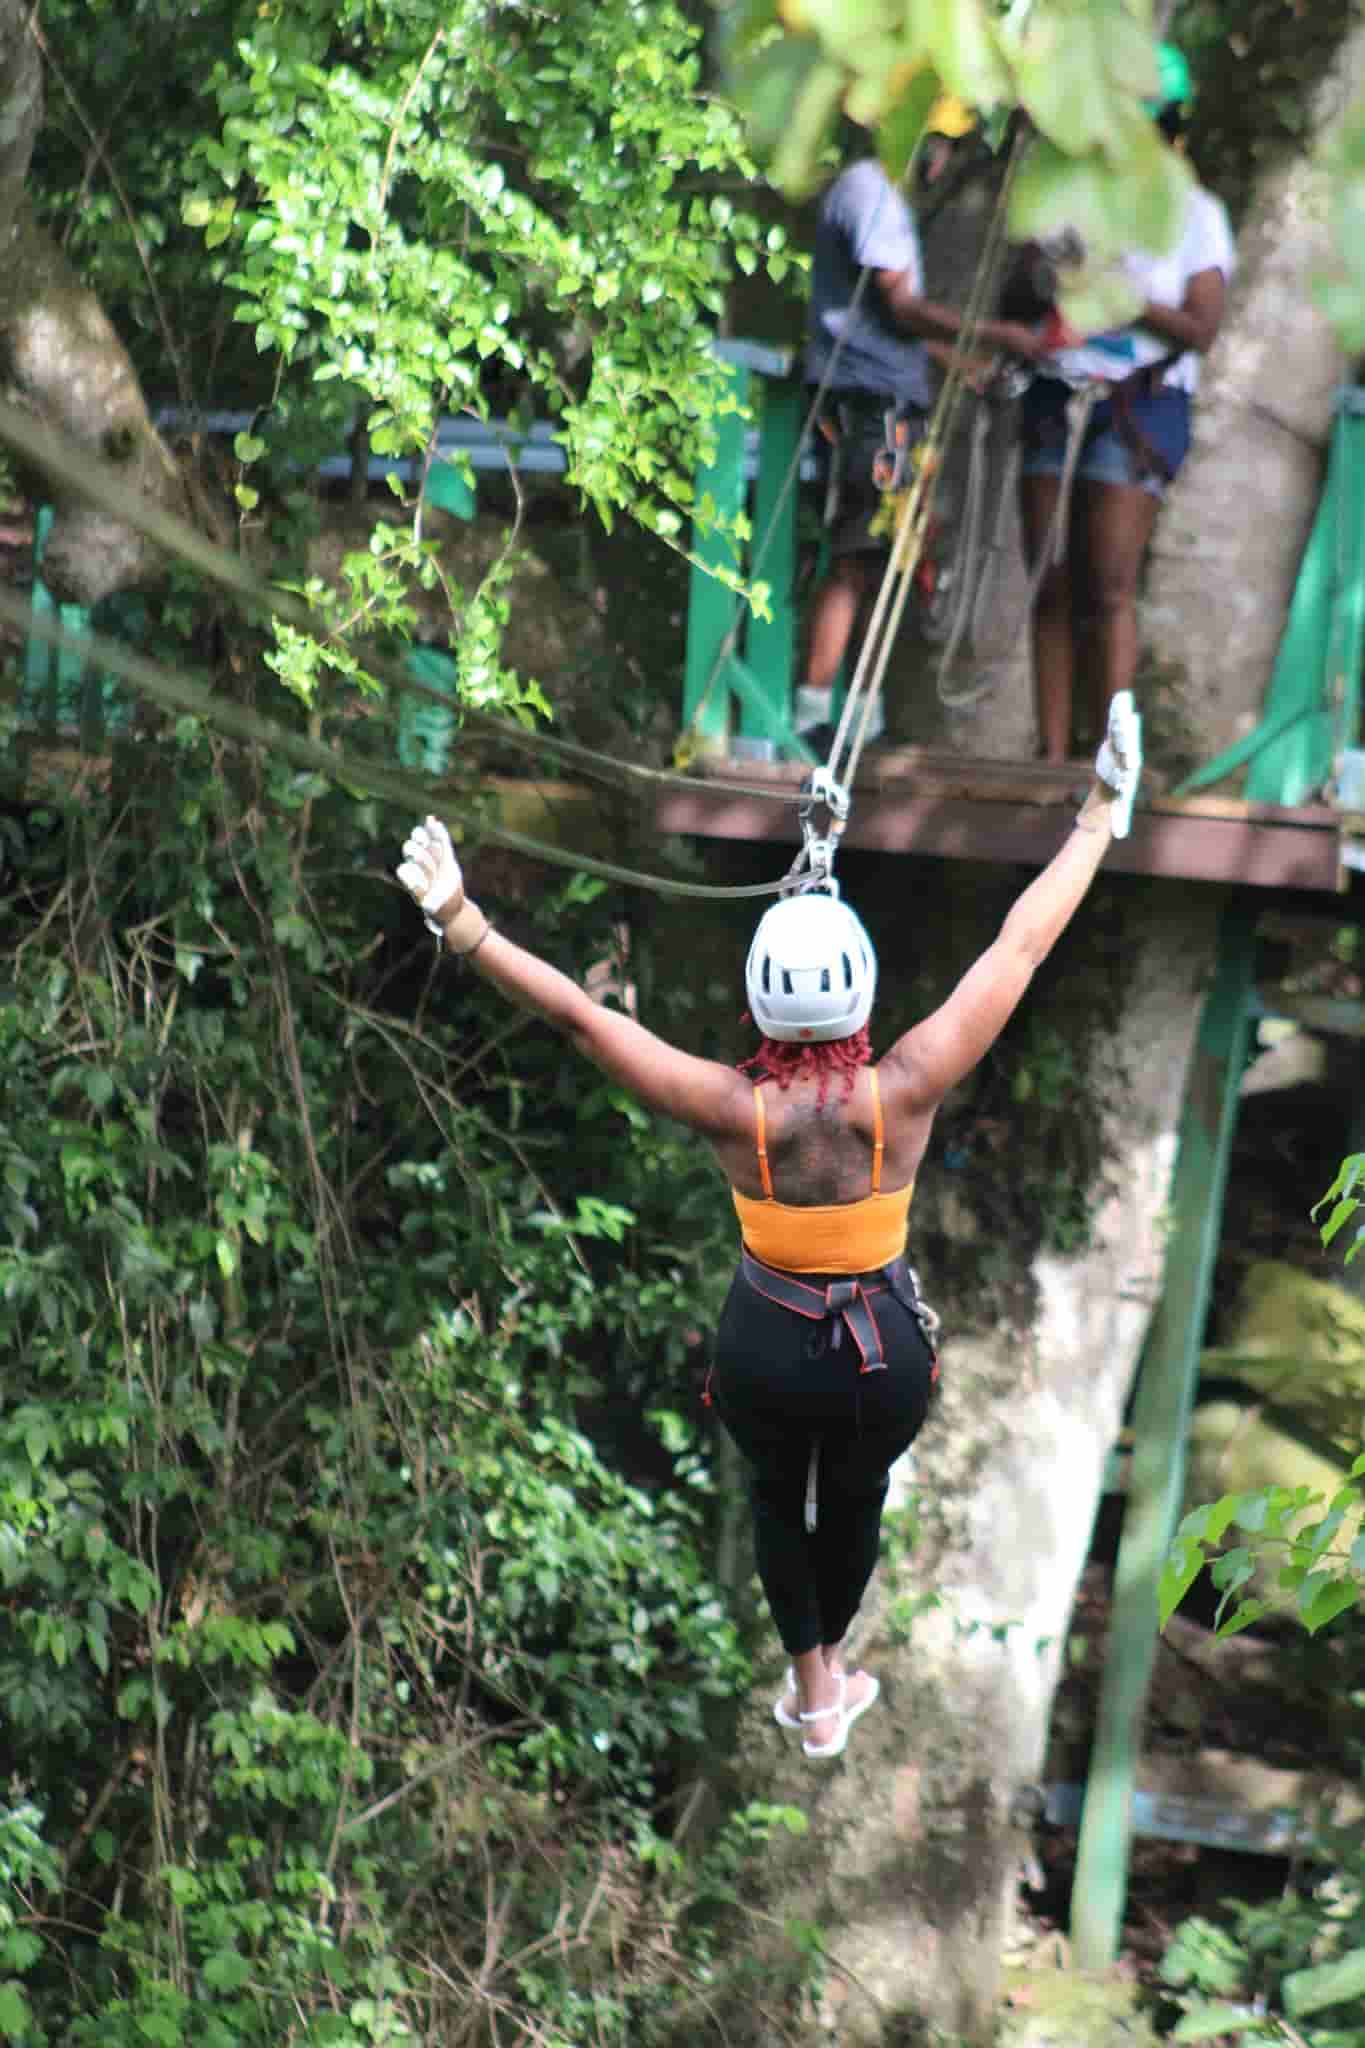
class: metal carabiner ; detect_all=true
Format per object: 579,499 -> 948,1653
792,766 -> 850,894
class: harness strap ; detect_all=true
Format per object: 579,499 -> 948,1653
752,1084 -> 773,1199
740,1247 -> 940,1369
705,1252 -> 943,1521
740,1249 -> 891,1374
1107,355 -> 1181,482
1034,354 -> 1183,489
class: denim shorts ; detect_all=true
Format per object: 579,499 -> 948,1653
1018,376 -> 1192,499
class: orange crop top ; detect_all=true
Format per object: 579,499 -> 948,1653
731,1067 -> 914,1274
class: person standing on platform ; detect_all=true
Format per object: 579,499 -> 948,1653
1012,45 -> 1235,762
796,103 -> 1047,757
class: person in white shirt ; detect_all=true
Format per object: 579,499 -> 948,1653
795,104 -> 1046,754
1011,45 -> 1235,763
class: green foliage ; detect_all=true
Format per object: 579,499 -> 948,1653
1167,1159 -> 1365,1641
1160,1785 -> 1365,2042
0,740 -> 815,2045
1159,1457 -> 1365,1635
725,0 -> 1365,345
724,0 -> 1190,330
1315,1153 -> 1365,1267
1304,37 -> 1365,349
27,0 -> 793,725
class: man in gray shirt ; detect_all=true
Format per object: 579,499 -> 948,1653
796,141 -> 1044,751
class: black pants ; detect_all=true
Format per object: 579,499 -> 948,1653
710,1261 -> 937,1655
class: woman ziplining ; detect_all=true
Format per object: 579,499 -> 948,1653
396,696 -> 1143,1762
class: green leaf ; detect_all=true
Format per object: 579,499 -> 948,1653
922,0 -> 1009,110
0,1981 -> 32,2041
875,67 -> 942,184
1170,2003 -> 1258,2041
202,1950 -> 252,1992
1284,1945 -> 1365,2018
1299,1574 -> 1358,1634
1159,1539 -> 1205,1628
135,2014 -> 181,2046
1214,1597 -> 1269,1638
0,1934 -> 40,1975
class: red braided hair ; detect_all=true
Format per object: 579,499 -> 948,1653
738,1025 -> 873,1107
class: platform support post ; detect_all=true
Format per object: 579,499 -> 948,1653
1069,896 -> 1258,1970
682,362 -> 751,753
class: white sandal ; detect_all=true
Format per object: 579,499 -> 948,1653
773,1668 -> 803,1731
775,1666 -> 880,1739
800,1674 -> 848,1759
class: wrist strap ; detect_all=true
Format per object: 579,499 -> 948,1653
439,898 -> 491,955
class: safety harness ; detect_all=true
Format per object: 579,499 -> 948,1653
1028,352 -> 1184,487
706,1251 -> 940,1533
739,1248 -> 940,1380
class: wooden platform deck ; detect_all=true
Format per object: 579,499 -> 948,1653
655,750 -> 1350,895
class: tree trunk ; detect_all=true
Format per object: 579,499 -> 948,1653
1142,23 -> 1365,783
727,885 -> 1221,2046
0,0 -> 187,605
884,21 -> 1365,778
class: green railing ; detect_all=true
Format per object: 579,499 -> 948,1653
1171,386 -> 1365,806
14,373 -> 1365,793
16,507 -> 136,744
680,346 -> 813,762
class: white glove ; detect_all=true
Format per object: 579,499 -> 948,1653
396,815 -> 463,923
1094,691 -> 1142,840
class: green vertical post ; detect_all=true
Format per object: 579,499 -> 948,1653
1321,395 -> 1365,776
400,645 -> 460,774
1245,400 -> 1365,805
738,379 -> 801,740
682,362 -> 751,751
1069,897 -> 1258,1969
22,507 -> 91,732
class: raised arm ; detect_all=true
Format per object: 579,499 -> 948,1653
881,697 -> 1141,1113
395,822 -> 745,1136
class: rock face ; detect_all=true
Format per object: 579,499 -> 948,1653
996,1967 -> 1162,2048
724,886 -> 1222,2046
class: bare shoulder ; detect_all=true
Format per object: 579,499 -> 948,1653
875,1035 -> 944,1116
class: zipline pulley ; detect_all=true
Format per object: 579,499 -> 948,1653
786,765 -> 851,896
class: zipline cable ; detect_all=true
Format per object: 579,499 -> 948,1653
0,396 -> 798,813
0,588 -> 803,902
818,127 -> 1028,802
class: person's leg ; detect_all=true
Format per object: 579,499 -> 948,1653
812,1446 -> 904,1649
802,1314 -> 937,1738
1018,471 -> 1075,763
1077,478 -> 1160,738
797,551 -> 877,732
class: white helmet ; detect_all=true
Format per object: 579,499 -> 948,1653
745,890 -> 877,1043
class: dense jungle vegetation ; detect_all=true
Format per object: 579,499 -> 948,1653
5,0 -> 1365,2043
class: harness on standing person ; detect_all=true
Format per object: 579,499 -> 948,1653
1030,351 -> 1184,485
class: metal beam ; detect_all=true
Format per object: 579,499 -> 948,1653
1069,900 -> 1259,1969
